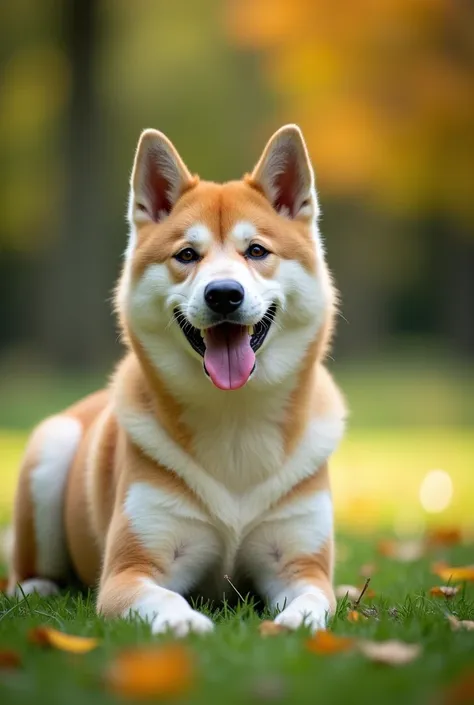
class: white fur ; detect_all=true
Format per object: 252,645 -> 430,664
12,578 -> 60,598
125,578 -> 214,636
30,416 -> 81,578
230,221 -> 258,250
124,483 -> 220,594
274,587 -> 331,632
185,223 -> 212,249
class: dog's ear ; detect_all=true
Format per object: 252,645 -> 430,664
129,129 -> 195,224
249,125 -> 317,219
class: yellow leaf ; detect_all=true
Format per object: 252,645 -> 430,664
434,567 -> 474,583
430,586 -> 459,599
358,639 -> 421,666
306,631 -> 355,655
447,615 -> 474,631
105,644 -> 194,699
29,627 -> 99,654
259,621 -> 289,637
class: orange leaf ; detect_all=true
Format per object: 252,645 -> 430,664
0,650 -> 21,669
443,670 -> 474,705
358,639 -> 421,666
259,621 -> 289,637
105,644 -> 194,699
347,610 -> 367,623
425,527 -> 462,548
447,615 -> 474,631
434,566 -> 474,583
430,586 -> 459,598
29,627 -> 99,654
306,630 -> 355,655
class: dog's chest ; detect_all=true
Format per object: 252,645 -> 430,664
183,399 -> 286,493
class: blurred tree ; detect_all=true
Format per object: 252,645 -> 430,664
226,0 -> 474,353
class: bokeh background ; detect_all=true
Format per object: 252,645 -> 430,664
1,0 -> 473,532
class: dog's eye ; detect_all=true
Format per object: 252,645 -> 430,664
174,247 -> 200,264
246,244 -> 269,260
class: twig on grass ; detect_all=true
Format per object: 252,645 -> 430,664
224,575 -> 245,602
353,578 -> 371,611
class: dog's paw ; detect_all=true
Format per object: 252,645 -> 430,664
151,608 -> 214,637
274,592 -> 330,633
11,578 -> 60,598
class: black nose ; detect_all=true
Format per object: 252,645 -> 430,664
204,279 -> 245,315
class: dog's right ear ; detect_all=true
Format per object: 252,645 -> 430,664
128,129 -> 196,224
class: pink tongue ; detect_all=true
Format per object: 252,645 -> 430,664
204,324 -> 255,390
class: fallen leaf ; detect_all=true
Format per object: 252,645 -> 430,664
0,650 -> 21,669
29,627 -> 99,654
105,644 -> 194,699
447,615 -> 474,631
430,586 -> 459,599
347,610 -> 367,623
425,527 -> 463,548
0,577 -> 8,593
443,670 -> 474,705
377,539 -> 424,562
335,585 -> 360,601
434,566 -> 474,583
259,621 -> 289,637
359,563 -> 376,577
358,639 -> 421,665
306,630 -> 355,655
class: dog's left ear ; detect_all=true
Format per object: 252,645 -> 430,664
249,125 -> 317,219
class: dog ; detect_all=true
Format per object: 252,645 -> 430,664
8,125 -> 346,635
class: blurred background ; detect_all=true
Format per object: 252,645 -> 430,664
0,0 -> 473,532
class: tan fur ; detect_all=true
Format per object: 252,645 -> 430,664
9,125 -> 346,633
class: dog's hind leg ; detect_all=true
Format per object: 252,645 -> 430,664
8,415 -> 82,597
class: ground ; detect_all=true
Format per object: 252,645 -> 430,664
0,534 -> 473,705
0,353 -> 473,703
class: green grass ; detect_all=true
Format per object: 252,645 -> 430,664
1,534 -> 473,705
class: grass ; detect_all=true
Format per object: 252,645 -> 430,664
1,534 -> 473,705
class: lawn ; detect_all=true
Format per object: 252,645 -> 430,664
0,533 -> 473,705
0,354 -> 473,703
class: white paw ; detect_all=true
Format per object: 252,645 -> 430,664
151,608 -> 214,637
12,578 -> 60,598
274,592 -> 329,633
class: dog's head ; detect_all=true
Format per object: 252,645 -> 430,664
118,126 -> 335,393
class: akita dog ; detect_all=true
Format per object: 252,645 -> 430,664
8,125 -> 346,635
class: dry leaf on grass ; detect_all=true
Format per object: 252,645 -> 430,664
347,610 -> 367,623
105,644 -> 194,699
259,621 -> 289,637
425,527 -> 463,548
447,615 -> 474,631
433,566 -> 474,583
29,627 -> 99,654
359,563 -> 377,577
335,585 -> 360,601
306,630 -> 355,655
430,586 -> 459,599
358,639 -> 421,665
443,670 -> 474,705
377,539 -> 424,562
0,650 -> 21,669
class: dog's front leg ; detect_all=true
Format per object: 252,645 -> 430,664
243,482 -> 336,632
96,508 -> 216,637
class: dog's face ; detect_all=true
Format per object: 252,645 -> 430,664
119,126 -> 333,392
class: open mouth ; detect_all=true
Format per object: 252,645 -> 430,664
175,304 -> 277,391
